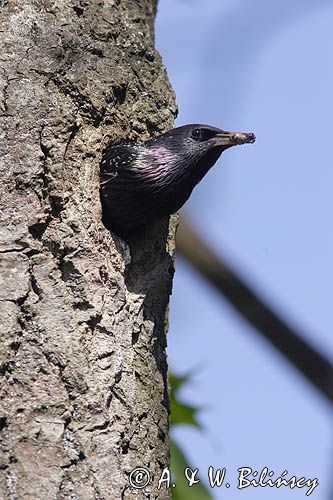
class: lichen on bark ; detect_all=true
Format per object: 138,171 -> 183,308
0,1 -> 177,498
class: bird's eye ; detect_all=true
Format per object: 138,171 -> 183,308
191,129 -> 203,141
191,128 -> 217,142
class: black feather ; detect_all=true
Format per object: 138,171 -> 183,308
100,124 -> 255,233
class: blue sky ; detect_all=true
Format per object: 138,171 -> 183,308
156,1 -> 333,499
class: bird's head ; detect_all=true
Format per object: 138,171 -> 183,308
146,124 -> 255,184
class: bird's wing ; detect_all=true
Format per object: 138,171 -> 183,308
100,145 -> 139,185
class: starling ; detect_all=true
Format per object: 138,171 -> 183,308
100,124 -> 255,233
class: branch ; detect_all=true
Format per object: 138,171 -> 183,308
177,219 -> 333,404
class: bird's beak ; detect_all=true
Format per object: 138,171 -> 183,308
214,131 -> 256,148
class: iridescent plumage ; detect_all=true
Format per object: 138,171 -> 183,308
100,124 -> 255,233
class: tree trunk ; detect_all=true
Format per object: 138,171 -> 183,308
0,1 -> 177,498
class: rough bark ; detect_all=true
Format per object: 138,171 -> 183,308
0,1 -> 177,499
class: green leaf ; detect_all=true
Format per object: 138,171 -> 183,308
169,373 -> 190,394
171,439 -> 212,500
170,399 -> 201,428
169,371 -> 201,428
